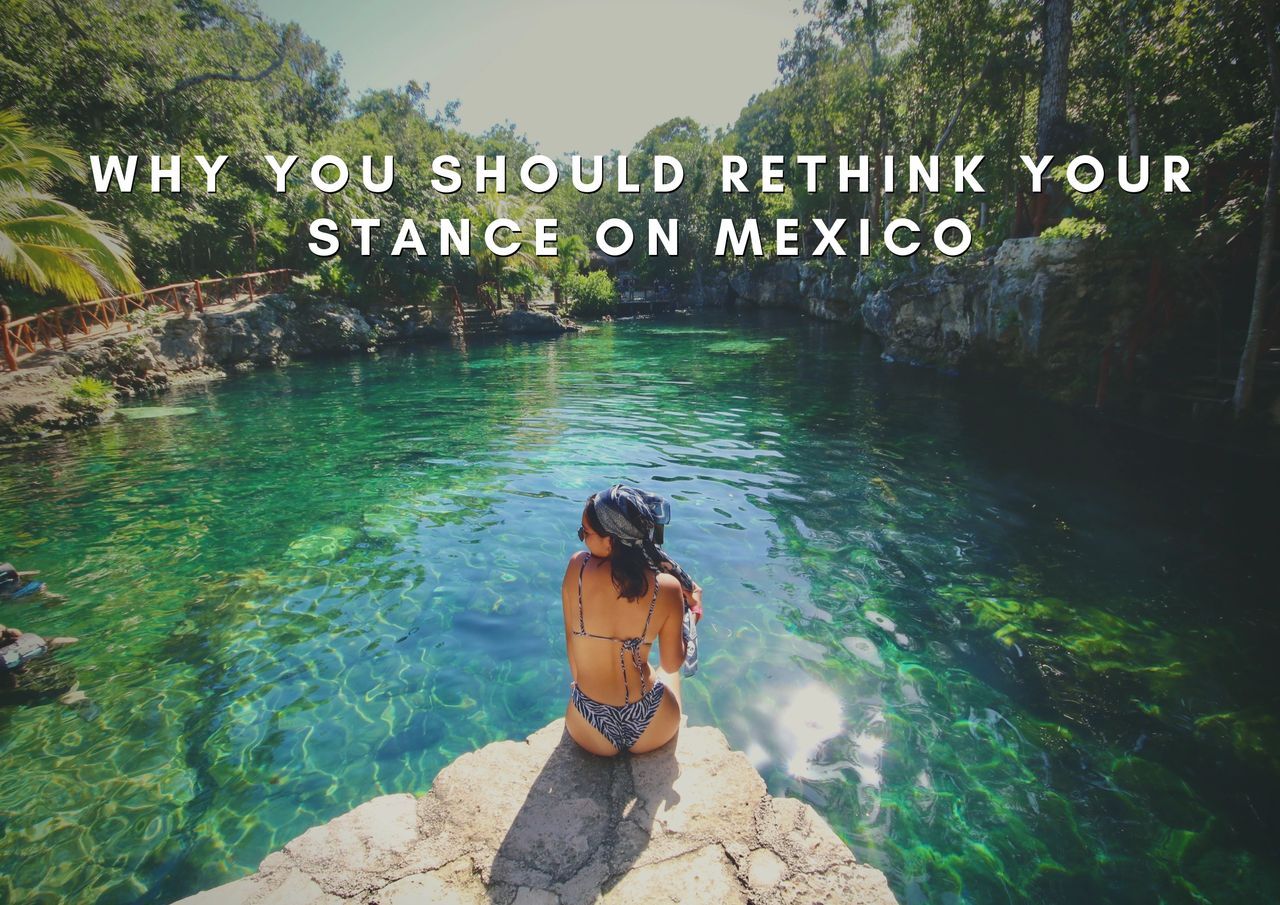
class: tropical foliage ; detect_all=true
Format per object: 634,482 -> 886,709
0,109 -> 140,307
562,270 -> 618,319
0,0 -> 1274,404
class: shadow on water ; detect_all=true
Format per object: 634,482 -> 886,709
487,726 -> 679,902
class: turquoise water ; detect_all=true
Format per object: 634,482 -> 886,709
0,312 -> 1276,904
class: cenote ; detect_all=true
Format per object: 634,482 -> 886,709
1,312 -> 1276,904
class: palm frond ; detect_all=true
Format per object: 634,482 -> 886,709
0,109 -> 139,303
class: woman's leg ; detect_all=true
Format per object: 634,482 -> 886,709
564,700 -> 621,757
627,682 -> 682,754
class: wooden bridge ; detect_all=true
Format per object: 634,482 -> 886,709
1,269 -> 293,371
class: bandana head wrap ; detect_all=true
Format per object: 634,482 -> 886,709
588,484 -> 694,594
586,483 -> 702,676
590,484 -> 668,547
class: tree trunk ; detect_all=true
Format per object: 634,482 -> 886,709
159,28 -> 292,98
1234,2 -> 1280,416
917,76 -> 976,221
1036,0 -> 1074,159
1123,3 -> 1141,159
1126,89 -> 1141,159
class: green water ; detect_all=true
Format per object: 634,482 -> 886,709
1,313 -> 1276,904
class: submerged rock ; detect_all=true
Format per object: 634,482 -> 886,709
175,719 -> 898,905
117,406 -> 198,420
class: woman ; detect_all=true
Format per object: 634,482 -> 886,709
562,485 -> 701,756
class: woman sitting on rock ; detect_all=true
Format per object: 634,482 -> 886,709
562,484 -> 701,756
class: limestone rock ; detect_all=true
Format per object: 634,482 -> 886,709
0,293 -> 453,437
202,297 -> 292,366
862,237 -> 1146,399
174,720 -> 898,905
863,261 -> 981,367
727,262 -> 863,323
497,309 -> 578,335
366,306 -> 451,343
729,261 -> 800,309
286,300 -> 373,354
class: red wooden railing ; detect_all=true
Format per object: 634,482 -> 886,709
1,269 -> 293,371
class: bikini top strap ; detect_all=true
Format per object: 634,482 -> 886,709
640,569 -> 660,638
577,552 -> 590,634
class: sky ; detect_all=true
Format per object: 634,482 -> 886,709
255,0 -> 805,157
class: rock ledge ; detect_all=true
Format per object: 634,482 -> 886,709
177,719 -> 897,905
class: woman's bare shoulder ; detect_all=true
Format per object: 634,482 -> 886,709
562,550 -> 588,584
655,571 -> 684,608
656,570 -> 681,589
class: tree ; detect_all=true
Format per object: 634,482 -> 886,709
549,234 -> 589,307
466,192 -> 549,310
1036,0 -> 1074,159
0,109 -> 140,303
1234,2 -> 1279,416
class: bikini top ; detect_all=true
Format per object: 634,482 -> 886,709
572,552 -> 659,704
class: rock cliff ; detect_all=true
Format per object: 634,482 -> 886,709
176,719 -> 898,905
727,261 -> 864,324
0,295 -> 574,437
726,238 -> 1146,401
863,238 -> 1145,397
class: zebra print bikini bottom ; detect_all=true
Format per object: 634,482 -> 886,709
570,681 -> 666,752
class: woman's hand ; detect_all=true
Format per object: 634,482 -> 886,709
686,582 -> 704,622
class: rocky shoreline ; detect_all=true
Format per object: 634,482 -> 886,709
0,236 -> 1170,438
177,719 -> 898,905
0,294 -> 576,438
723,236 -> 1150,403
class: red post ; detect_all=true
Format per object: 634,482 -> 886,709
1,304 -> 17,372
247,275 -> 255,304
53,312 -> 70,351
194,280 -> 205,312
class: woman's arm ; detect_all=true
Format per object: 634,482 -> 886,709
561,553 -> 582,683
656,558 -> 703,621
657,574 -> 684,675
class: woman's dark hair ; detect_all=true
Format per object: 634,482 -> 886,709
584,494 -> 652,601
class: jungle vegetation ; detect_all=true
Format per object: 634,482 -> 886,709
0,0 -> 1274,407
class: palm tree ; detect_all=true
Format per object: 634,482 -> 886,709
0,109 -> 141,305
467,191 -> 550,311
549,233 -> 590,308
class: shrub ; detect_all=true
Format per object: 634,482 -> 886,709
1039,217 -> 1108,242
563,270 -> 618,319
294,259 -> 354,299
60,376 -> 115,415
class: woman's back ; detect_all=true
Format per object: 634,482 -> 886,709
567,552 -> 671,707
